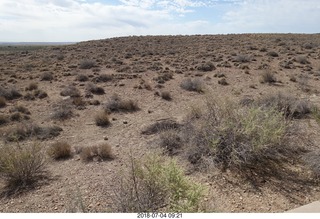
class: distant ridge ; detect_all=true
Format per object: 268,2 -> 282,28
0,42 -> 76,46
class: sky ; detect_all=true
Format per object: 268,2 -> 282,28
0,0 -> 319,42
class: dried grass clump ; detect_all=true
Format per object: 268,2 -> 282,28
47,141 -> 72,160
0,87 -> 22,100
80,143 -> 113,162
0,143 -> 48,196
113,154 -> 204,212
197,62 -> 216,72
104,94 -> 139,113
141,120 -> 181,135
86,82 -> 105,95
180,78 -> 205,93
79,60 -> 96,69
260,70 -> 277,84
0,97 -> 6,108
161,91 -> 172,101
256,92 -> 311,119
40,72 -> 53,81
60,85 -> 81,97
95,111 -> 110,127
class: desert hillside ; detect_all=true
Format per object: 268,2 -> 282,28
0,34 -> 320,212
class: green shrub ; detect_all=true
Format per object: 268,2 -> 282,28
184,97 -> 293,173
0,143 -> 48,196
47,141 -> 72,160
113,154 -> 204,212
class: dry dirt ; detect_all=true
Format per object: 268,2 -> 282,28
0,34 -> 320,212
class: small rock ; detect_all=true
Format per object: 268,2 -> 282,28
148,110 -> 153,113
104,136 -> 108,140
123,121 -> 128,124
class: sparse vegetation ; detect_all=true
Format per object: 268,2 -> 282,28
0,87 -> 22,100
161,91 -> 172,101
80,144 -> 113,162
51,101 -> 73,121
79,60 -> 95,69
5,123 -> 63,142
159,131 -> 182,155
104,94 -> 139,113
47,141 -> 72,160
113,154 -> 204,212
60,85 -> 81,97
180,78 -> 205,93
0,143 -> 48,196
0,115 -> 9,126
86,82 -> 105,95
294,55 -> 309,64
260,70 -> 277,84
76,74 -> 89,82
40,72 -> 54,81
95,111 -> 110,127
142,120 -> 180,135
197,62 -> 215,72
256,92 -> 311,119
0,96 -> 6,108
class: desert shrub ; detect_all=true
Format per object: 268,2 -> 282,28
294,56 -> 309,64
234,54 -> 252,63
47,141 -> 72,160
51,101 -> 73,121
60,85 -> 81,97
80,144 -> 113,162
0,115 -> 9,126
113,154 -> 204,212
183,97 -> 295,174
36,90 -> 48,99
180,78 -> 204,93
104,94 -> 139,113
25,82 -> 38,91
197,62 -> 215,72
0,143 -> 48,195
0,97 -> 6,108
267,51 -> 279,57
86,82 -> 105,95
141,120 -> 181,135
154,72 -> 173,84
218,78 -> 228,85
10,112 -> 22,121
0,87 -> 22,100
260,70 -> 277,84
159,131 -> 182,155
161,91 -> 172,101
5,124 -> 62,142
76,74 -> 89,82
72,97 -> 86,108
95,111 -> 110,127
40,72 -> 53,81
79,60 -> 95,69
256,92 -> 311,119
10,105 -> 31,115
303,150 -> 320,178
92,74 -> 113,83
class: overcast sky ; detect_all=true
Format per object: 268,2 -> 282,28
0,0 -> 319,42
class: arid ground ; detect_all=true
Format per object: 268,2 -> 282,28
0,34 -> 320,212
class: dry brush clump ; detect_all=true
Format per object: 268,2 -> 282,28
0,87 -> 22,100
79,143 -> 114,162
47,141 -> 72,160
260,70 -> 277,84
255,92 -> 311,119
95,111 -> 110,127
0,96 -> 6,108
60,85 -> 81,97
180,78 -> 205,93
0,143 -> 48,196
79,59 -> 96,69
51,100 -> 74,121
86,82 -> 105,95
112,154 -> 204,212
5,123 -> 63,142
104,94 -> 139,113
180,95 -> 305,175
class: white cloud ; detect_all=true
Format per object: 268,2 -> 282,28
0,0 -> 319,42
217,0 -> 320,33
